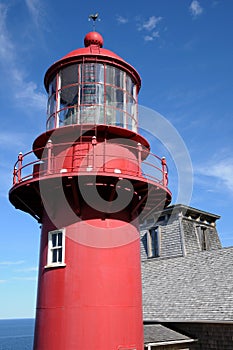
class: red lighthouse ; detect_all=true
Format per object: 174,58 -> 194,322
9,30 -> 171,349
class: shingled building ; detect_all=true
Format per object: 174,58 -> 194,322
141,204 -> 233,349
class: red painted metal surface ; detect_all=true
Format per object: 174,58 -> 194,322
33,213 -> 143,349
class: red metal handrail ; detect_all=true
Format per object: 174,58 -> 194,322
12,141 -> 169,188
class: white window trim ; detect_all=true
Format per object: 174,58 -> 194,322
45,228 -> 66,269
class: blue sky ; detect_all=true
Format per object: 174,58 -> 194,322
0,0 -> 233,319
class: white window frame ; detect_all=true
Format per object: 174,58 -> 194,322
45,229 -> 66,268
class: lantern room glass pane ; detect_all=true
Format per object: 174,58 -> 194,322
80,84 -> 96,105
81,63 -> 104,83
49,75 -> 56,97
126,75 -> 134,95
106,66 -> 124,88
61,64 -> 78,88
80,83 -> 104,105
46,115 -> 55,130
47,94 -> 56,116
58,108 -> 78,126
60,86 -> 78,108
115,68 -> 124,88
96,64 -> 104,83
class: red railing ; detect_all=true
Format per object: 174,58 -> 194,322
12,140 -> 169,188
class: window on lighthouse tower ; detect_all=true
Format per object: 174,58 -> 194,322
46,229 -> 66,268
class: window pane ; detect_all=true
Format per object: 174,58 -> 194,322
61,64 -> 78,88
47,94 -> 56,116
46,115 -> 55,130
106,66 -> 124,88
52,249 -> 57,263
116,110 -> 124,127
58,231 -> 62,246
96,84 -> 104,104
80,83 -> 104,105
106,65 -> 114,85
126,75 -> 134,95
81,63 -> 96,83
49,75 -> 56,96
80,84 -> 97,105
115,68 -> 124,88
58,248 -> 63,263
52,233 -> 57,247
63,107 -> 78,126
126,97 -> 134,114
106,106 -> 116,125
60,86 -> 78,108
116,89 -> 123,108
106,85 -> 116,106
96,64 -> 104,83
80,105 -> 97,124
127,116 -> 132,130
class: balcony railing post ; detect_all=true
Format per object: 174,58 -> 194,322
17,152 -> 23,182
47,139 -> 53,174
13,167 -> 17,185
161,157 -> 168,187
92,136 -> 97,169
137,143 -> 142,176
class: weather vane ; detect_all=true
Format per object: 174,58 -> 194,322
88,13 -> 100,31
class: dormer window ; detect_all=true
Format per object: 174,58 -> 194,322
146,227 -> 161,258
197,226 -> 209,251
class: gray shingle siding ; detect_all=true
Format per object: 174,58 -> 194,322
160,217 -> 183,259
182,218 -> 221,254
182,219 -> 200,254
142,247 -> 233,322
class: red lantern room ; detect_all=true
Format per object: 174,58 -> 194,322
9,30 -> 171,350
45,31 -> 140,132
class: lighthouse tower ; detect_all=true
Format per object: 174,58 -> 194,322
9,31 -> 171,349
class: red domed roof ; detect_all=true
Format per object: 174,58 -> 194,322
44,32 -> 141,91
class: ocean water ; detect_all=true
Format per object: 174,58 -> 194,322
0,319 -> 34,350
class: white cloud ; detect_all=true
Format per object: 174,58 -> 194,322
0,4 -> 13,61
137,16 -> 162,42
141,16 -> 162,31
13,276 -> 37,281
189,1 -> 203,17
15,80 -> 47,111
0,3 -> 46,111
116,15 -> 128,24
0,260 -> 25,266
15,267 -> 38,273
196,158 -> 233,194
0,280 -> 6,283
24,0 -> 42,27
144,35 -> 153,42
144,31 -> 160,42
